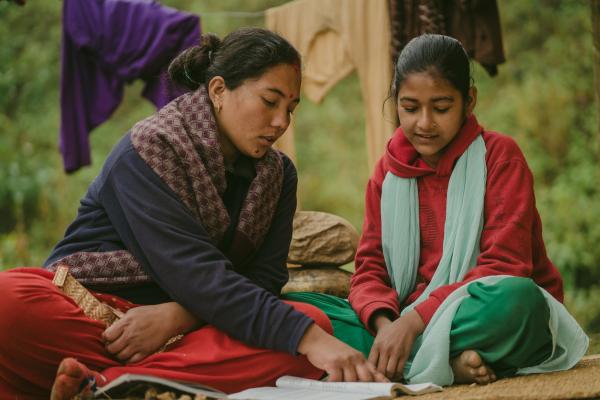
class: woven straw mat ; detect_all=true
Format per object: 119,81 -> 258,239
413,354 -> 600,400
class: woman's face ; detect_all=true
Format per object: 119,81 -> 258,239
211,64 -> 301,162
397,71 -> 476,168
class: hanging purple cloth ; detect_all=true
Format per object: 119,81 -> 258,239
60,0 -> 200,172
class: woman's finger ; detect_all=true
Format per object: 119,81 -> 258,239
104,331 -> 128,355
115,345 -> 135,362
342,365 -> 358,382
327,368 -> 343,382
102,319 -> 125,343
127,352 -> 145,364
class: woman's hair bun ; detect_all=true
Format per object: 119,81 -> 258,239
168,33 -> 222,91
201,32 -> 222,54
169,28 -> 300,93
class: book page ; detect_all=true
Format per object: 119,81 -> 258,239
93,373 -> 227,399
394,382 -> 443,395
276,376 -> 442,396
229,386 -> 388,400
275,376 -> 396,396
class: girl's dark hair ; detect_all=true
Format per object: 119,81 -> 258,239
391,34 -> 472,102
168,27 -> 301,91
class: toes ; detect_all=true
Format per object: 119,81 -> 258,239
51,358 -> 99,400
55,358 -> 82,377
465,351 -> 483,369
476,365 -> 488,377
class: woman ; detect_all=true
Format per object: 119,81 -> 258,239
0,28 -> 385,400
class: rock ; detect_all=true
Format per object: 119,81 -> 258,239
282,266 -> 352,298
288,211 -> 359,266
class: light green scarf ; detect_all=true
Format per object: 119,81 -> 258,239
380,135 -> 588,385
381,136 -> 486,308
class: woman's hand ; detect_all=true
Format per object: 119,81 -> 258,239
103,302 -> 200,364
368,310 -> 425,381
297,323 -> 388,383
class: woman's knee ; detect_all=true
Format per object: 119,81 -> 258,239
0,268 -> 93,341
0,270 -> 43,324
286,301 -> 333,334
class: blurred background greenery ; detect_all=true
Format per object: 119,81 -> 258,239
1,0 -> 599,345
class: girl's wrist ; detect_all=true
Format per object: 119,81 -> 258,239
371,310 -> 393,332
404,310 -> 425,336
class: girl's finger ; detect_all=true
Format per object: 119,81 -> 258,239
376,352 -> 389,376
368,344 -> 380,366
385,355 -> 400,380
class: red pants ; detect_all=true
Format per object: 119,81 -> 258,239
0,268 -> 331,399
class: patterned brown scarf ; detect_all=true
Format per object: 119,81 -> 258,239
48,87 -> 284,288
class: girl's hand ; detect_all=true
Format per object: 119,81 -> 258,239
103,302 -> 199,364
368,310 -> 425,381
297,324 -> 389,383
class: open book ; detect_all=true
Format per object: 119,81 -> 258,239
93,374 -> 442,400
230,376 -> 442,400
93,373 -> 228,399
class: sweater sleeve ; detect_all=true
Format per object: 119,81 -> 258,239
414,147 -> 540,325
349,159 -> 401,332
99,146 -> 313,354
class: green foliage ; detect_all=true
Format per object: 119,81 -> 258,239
473,1 -> 600,296
1,0 -> 599,330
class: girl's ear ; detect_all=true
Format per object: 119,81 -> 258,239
466,86 -> 477,116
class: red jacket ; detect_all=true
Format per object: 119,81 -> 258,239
349,115 -> 563,330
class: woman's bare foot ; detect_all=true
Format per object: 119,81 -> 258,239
451,350 -> 496,385
50,358 -> 105,400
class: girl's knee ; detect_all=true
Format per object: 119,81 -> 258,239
465,277 -> 548,335
496,277 -> 547,316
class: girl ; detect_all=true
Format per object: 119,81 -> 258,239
348,33 -> 588,385
0,28 -> 385,400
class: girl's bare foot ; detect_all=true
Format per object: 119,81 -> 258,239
451,350 -> 497,385
50,358 -> 105,400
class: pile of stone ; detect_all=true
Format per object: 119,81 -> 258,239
282,211 -> 359,298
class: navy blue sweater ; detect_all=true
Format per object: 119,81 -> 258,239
45,133 -> 313,354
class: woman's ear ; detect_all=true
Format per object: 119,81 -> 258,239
208,76 -> 226,109
466,86 -> 477,116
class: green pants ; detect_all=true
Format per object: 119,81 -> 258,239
283,277 -> 553,378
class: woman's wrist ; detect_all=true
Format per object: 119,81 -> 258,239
164,302 -> 201,335
297,323 -> 328,355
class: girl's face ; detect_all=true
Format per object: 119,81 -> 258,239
210,64 -> 301,163
397,71 -> 476,168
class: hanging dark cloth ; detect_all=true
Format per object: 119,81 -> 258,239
60,0 -> 201,172
388,0 -> 505,76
